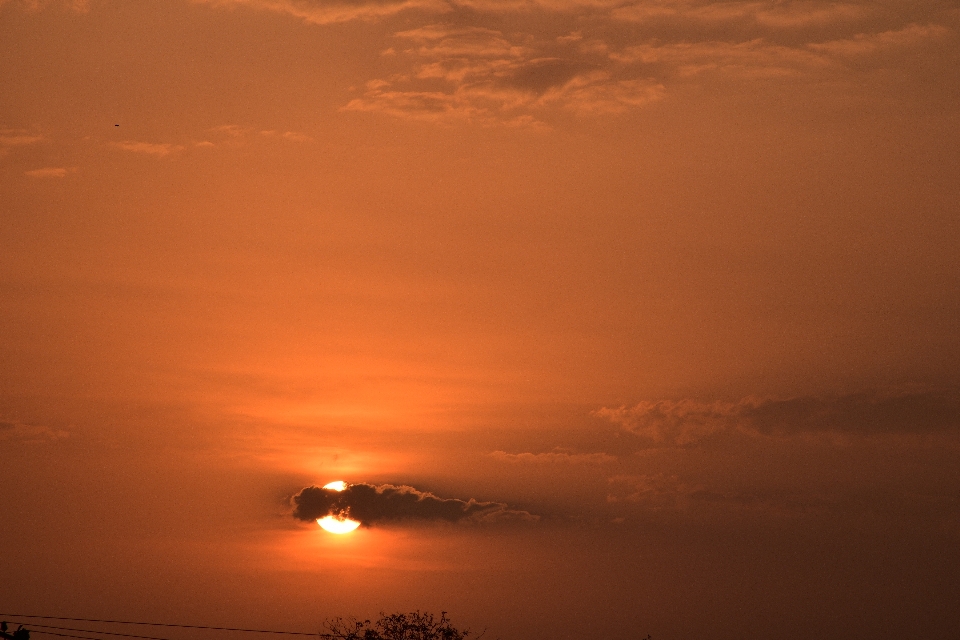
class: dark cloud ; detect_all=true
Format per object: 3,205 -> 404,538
597,390 -> 960,445
740,392 -> 960,435
291,482 -> 538,525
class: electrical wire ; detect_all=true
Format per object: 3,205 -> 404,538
0,618 -> 317,637
30,631 -> 125,640
8,622 -> 174,640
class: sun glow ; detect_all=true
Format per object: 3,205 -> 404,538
317,480 -> 360,534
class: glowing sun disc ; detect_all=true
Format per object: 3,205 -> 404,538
317,481 -> 358,533
317,516 -> 360,534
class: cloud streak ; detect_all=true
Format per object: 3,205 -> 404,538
291,482 -> 538,524
194,0 -> 449,25
0,130 -> 44,147
0,419 -> 70,443
597,390 -> 960,446
112,140 -> 185,157
607,474 -> 831,517
24,166 -> 75,178
490,449 -> 616,464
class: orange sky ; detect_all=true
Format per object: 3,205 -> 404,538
2,1 -> 960,639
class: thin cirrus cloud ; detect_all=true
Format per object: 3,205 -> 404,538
291,482 -> 539,525
0,129 -> 44,146
606,474 -> 830,518
596,390 -> 960,446
193,0 -> 450,25
112,140 -> 185,157
24,166 -> 75,178
0,128 -> 44,156
808,22 -> 950,56
609,0 -> 872,27
0,419 -> 70,443
489,450 -> 617,464
2,0 -> 90,13
200,125 -> 312,144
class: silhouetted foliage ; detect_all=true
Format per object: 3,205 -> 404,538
0,623 -> 30,640
320,612 -> 470,640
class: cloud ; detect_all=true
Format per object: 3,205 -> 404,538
607,473 -> 701,508
596,390 -> 960,445
342,24 -> 665,124
24,166 -> 75,178
540,73 -> 664,113
211,124 -> 248,137
753,2 -> 869,28
3,0 -> 90,12
0,129 -> 44,149
607,474 -> 828,516
281,131 -> 312,142
195,0 -> 956,124
0,420 -> 70,443
194,0 -> 450,25
808,22 -> 950,57
259,129 -> 313,142
610,39 -> 832,79
611,0 -> 871,27
291,482 -> 538,524
112,140 -> 184,157
490,449 -> 616,464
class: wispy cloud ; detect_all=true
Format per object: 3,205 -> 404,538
259,129 -> 314,142
24,166 -> 76,178
607,474 -> 829,517
808,22 -> 949,57
596,390 -> 960,446
611,0 -> 872,27
0,419 -> 70,443
490,449 -> 617,464
4,0 -> 90,12
112,140 -> 184,157
610,39 -> 832,79
194,0 -> 450,25
0,129 -> 44,148
210,124 -> 248,137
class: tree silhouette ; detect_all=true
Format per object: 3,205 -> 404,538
320,612 -> 470,640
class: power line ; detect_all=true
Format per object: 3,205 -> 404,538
9,622 -> 174,640
31,631 -> 137,640
0,618 -> 317,637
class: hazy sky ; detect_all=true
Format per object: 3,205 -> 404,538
2,1 -> 959,639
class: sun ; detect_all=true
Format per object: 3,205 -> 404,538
317,515 -> 361,534
317,480 -> 360,534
